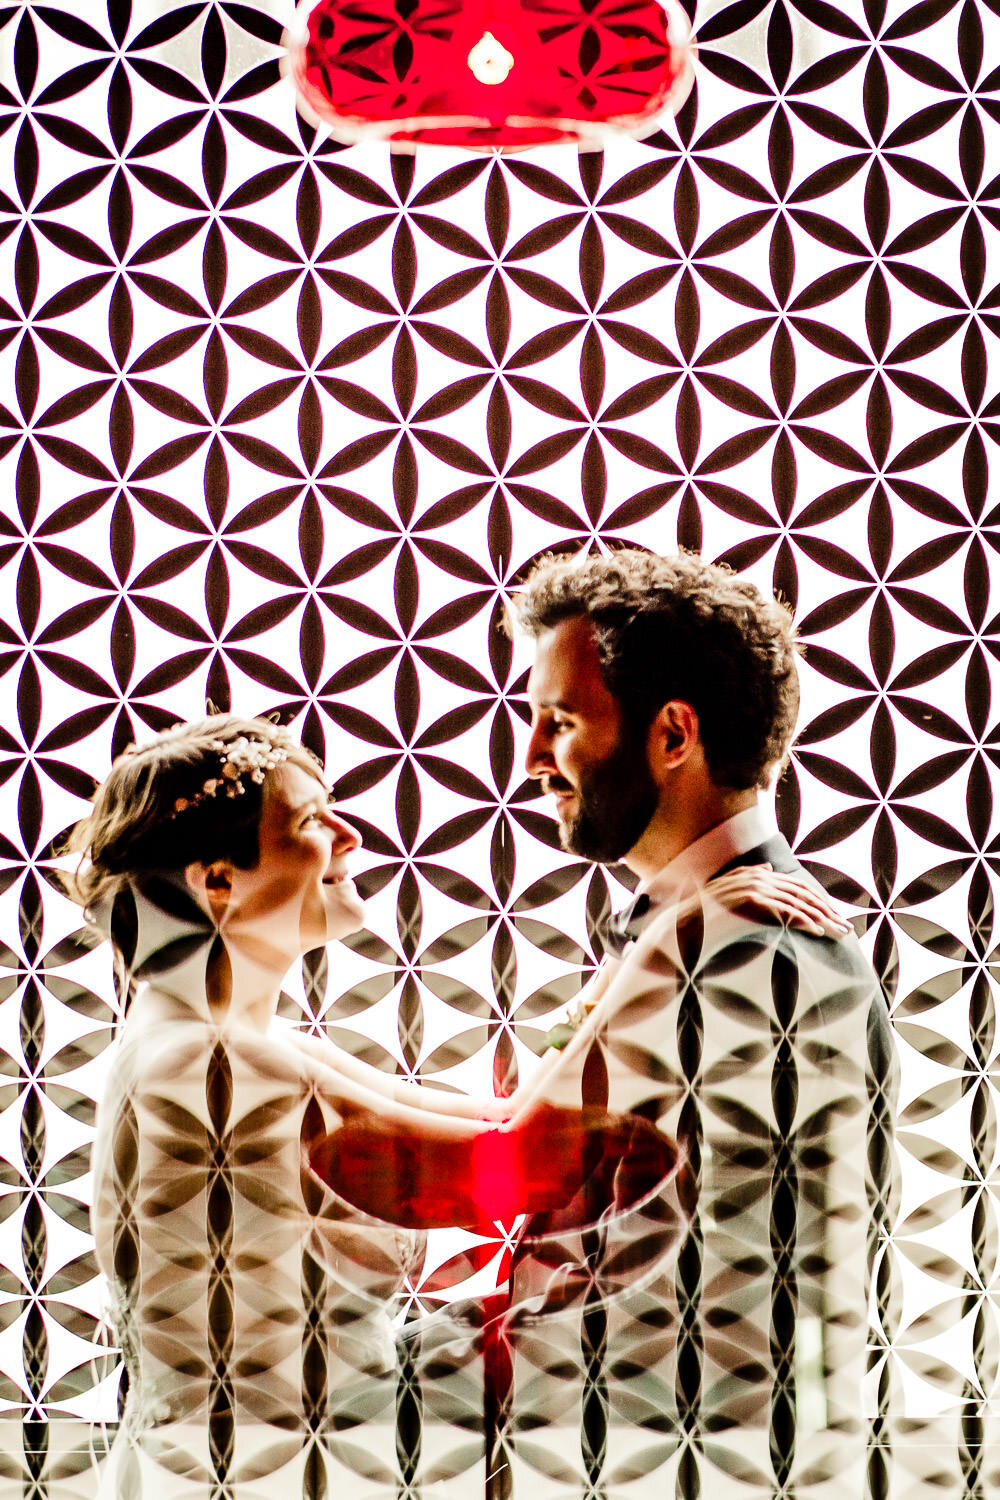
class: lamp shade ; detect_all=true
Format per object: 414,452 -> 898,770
287,0 -> 692,152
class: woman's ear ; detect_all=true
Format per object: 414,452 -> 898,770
185,860 -> 234,921
648,700 -> 700,776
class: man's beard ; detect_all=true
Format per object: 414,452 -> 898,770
547,731 -> 660,863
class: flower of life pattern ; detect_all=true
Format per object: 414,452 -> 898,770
0,0 -> 995,1496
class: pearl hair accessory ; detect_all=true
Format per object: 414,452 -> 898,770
169,736 -> 289,818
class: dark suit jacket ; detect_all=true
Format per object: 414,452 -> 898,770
480,829 -> 898,1500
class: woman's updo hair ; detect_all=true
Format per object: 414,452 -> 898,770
66,715 -> 321,912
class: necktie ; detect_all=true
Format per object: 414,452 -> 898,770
603,891 -> 653,958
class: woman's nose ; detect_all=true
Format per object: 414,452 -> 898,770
327,812 -> 361,852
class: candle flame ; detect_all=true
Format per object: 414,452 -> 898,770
467,30 -> 514,85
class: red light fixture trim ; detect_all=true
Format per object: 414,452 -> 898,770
286,0 -> 693,153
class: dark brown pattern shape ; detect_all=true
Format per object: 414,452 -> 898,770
0,0 -> 995,1495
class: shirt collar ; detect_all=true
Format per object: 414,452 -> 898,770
637,804 -> 772,909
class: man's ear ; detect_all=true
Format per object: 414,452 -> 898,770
185,860 -> 234,918
648,700 -> 700,775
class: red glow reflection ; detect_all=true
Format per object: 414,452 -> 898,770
309,1104 -> 679,1234
290,0 -> 690,151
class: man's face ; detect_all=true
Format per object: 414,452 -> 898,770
525,616 -> 660,863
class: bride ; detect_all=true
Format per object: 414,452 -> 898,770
68,714 -> 844,1498
70,715 -> 517,1497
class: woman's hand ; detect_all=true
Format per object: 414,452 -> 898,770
703,864 -> 851,938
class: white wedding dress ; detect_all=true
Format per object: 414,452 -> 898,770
92,1003 -> 423,1499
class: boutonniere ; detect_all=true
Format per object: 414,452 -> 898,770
545,993 -> 601,1050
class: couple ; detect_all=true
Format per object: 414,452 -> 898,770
71,549 -> 895,1499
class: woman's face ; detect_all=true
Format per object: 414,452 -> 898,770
226,760 -> 366,949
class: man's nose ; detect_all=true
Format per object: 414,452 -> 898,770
524,721 -> 553,780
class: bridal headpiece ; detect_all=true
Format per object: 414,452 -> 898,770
162,735 -> 289,818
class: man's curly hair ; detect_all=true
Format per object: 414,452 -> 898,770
509,549 -> 800,791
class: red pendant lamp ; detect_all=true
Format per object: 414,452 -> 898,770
286,0 -> 692,152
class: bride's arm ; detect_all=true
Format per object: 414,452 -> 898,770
287,1026 -> 512,1118
282,1032 -> 486,1141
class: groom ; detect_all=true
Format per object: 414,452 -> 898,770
313,548 -> 897,1500
483,548 -> 898,1500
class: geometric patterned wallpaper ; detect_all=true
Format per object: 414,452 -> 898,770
0,0 -> 997,1492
